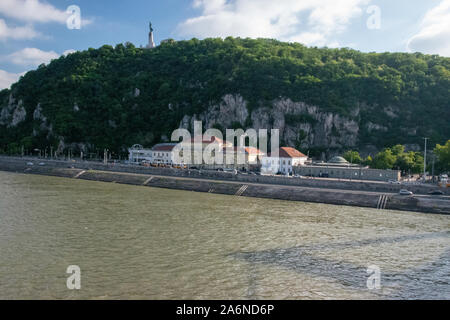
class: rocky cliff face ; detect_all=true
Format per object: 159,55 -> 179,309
0,94 -> 26,128
180,94 -> 361,155
0,91 -> 418,157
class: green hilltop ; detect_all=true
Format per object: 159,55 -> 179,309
0,37 -> 449,157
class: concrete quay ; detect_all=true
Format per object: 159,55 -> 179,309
0,156 -> 449,215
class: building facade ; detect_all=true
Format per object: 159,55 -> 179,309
128,138 -> 264,170
151,143 -> 177,165
293,156 -> 401,182
261,147 -> 308,175
128,144 -> 152,163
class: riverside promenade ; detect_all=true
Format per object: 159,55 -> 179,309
0,156 -> 449,214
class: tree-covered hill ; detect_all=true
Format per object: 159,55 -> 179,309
0,37 -> 449,157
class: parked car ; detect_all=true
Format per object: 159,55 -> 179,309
428,190 -> 444,195
38,162 -> 45,166
389,180 -> 401,184
26,162 -> 34,166
399,189 -> 413,196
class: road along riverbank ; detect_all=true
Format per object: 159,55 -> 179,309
0,157 -> 449,215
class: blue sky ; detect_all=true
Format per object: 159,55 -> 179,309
1,0 -> 450,89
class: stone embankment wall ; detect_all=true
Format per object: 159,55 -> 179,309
1,156 -> 446,195
0,157 -> 449,215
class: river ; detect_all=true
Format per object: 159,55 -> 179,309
0,171 -> 448,299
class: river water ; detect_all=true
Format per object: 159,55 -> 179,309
0,171 -> 448,299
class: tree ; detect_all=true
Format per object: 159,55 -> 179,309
363,155 -> 373,166
395,152 -> 414,173
372,148 -> 396,169
412,153 -> 424,174
434,140 -> 450,173
391,144 -> 405,156
342,150 -> 362,164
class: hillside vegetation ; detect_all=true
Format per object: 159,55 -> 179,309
0,37 -> 449,158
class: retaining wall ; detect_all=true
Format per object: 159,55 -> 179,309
0,157 -> 449,215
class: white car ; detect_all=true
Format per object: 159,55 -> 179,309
399,189 -> 413,196
26,162 -> 34,166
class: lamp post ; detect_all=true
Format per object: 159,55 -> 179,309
423,137 -> 429,181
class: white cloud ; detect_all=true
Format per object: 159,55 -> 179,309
407,0 -> 450,56
0,19 -> 41,40
0,0 -> 93,37
178,0 -> 371,47
0,69 -> 25,90
7,47 -> 59,66
62,49 -> 76,56
0,0 -> 67,24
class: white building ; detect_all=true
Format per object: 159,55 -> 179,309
151,143 -> 177,165
261,147 -> 308,175
128,137 -> 265,170
128,144 -> 152,163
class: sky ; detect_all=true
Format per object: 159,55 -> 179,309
0,0 -> 449,89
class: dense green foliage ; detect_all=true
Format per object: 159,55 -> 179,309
342,144 -> 427,174
0,37 -> 449,156
434,140 -> 450,173
342,150 -> 362,164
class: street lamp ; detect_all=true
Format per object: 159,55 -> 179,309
423,137 -> 429,181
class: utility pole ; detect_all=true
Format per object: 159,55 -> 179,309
104,149 -> 108,165
432,154 -> 435,182
423,137 -> 429,181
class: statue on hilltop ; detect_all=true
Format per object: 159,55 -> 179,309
146,21 -> 156,49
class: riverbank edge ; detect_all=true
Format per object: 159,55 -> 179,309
1,161 -> 449,215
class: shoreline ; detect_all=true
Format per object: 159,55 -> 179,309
0,157 -> 449,215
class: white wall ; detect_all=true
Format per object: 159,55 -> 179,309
261,156 -> 307,175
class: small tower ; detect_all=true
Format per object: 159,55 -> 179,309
146,22 -> 156,49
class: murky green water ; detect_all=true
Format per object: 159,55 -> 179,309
0,171 -> 448,299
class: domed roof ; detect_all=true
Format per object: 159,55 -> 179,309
329,156 -> 349,164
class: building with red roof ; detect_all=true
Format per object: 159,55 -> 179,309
261,147 -> 308,175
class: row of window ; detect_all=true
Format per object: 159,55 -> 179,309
264,159 -> 292,166
299,169 -> 393,178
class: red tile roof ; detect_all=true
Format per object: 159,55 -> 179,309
269,147 -> 307,158
244,147 -> 264,155
221,146 -> 264,155
151,144 -> 177,151
191,136 -> 226,144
